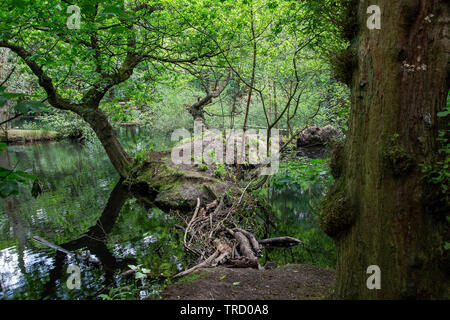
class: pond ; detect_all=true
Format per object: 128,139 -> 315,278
0,126 -> 334,300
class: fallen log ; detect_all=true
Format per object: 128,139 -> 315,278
258,236 -> 303,248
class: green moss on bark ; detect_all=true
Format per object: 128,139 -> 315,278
125,152 -> 237,213
383,135 -> 414,176
330,140 -> 345,179
338,0 -> 359,42
318,180 -> 356,238
330,47 -> 357,86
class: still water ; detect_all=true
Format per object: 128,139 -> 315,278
0,127 -> 333,300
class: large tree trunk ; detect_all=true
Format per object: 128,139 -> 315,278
321,0 -> 450,299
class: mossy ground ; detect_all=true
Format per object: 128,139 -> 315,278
126,149 -> 241,213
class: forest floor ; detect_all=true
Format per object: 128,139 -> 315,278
160,264 -> 336,300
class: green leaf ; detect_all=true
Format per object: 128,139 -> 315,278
232,281 -> 240,286
13,101 -> 47,114
101,5 -> 129,19
1,92 -> 28,99
0,180 -> 19,198
13,0 -> 27,8
14,170 -> 37,180
0,167 -> 12,178
0,96 -> 8,107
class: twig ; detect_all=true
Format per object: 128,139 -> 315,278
183,197 -> 201,246
172,249 -> 219,279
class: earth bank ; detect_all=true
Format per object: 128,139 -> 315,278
160,264 -> 335,300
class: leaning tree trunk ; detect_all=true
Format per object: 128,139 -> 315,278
81,108 -> 131,178
321,0 -> 450,299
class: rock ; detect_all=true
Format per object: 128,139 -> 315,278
296,125 -> 344,148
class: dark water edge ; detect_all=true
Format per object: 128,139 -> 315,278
0,127 -> 334,300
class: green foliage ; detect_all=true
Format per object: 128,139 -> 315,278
128,264 -> 151,280
214,163 -> 226,178
98,263 -> 163,301
12,100 -> 48,115
252,158 -> 336,268
271,158 -> 334,191
133,149 -> 150,164
421,97 -> 450,201
0,142 -> 37,198
25,111 -> 93,139
0,86 -> 49,115
0,0 -> 353,298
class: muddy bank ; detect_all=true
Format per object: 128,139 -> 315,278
160,264 -> 335,300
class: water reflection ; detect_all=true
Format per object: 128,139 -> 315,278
0,126 -> 334,299
261,183 -> 336,267
0,128 -> 182,300
38,181 -> 133,299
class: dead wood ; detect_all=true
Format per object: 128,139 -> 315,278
231,230 -> 257,261
172,183 -> 306,278
233,227 -> 261,256
228,257 -> 259,269
258,236 -> 303,248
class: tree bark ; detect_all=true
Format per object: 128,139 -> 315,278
322,0 -> 450,299
0,48 -> 10,133
81,108 -> 131,178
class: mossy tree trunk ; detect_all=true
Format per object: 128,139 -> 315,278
322,0 -> 449,299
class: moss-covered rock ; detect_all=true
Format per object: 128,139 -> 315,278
125,151 -> 237,213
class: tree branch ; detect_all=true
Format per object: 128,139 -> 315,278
0,41 -> 72,111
